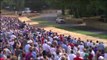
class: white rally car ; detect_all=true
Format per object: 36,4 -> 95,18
56,17 -> 65,24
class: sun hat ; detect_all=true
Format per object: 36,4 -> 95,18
27,40 -> 33,43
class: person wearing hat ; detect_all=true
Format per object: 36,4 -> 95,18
24,40 -> 33,53
98,56 -> 104,60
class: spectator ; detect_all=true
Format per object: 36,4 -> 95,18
74,52 -> 83,60
68,50 -> 76,60
0,49 -> 5,60
0,16 -> 107,60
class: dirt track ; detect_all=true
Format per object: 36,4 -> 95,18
18,16 -> 107,45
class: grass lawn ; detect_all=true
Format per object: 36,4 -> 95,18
56,26 -> 107,39
31,18 -> 58,27
31,18 -> 107,39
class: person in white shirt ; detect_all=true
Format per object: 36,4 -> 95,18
42,40 -> 50,52
98,56 -> 104,60
86,40 -> 91,47
73,46 -> 78,54
78,50 -> 85,58
54,51 -> 60,60
78,43 -> 84,52
67,45 -> 71,54
53,35 -> 59,40
10,34 -> 16,40
24,40 -> 33,53
48,36 -> 53,43
3,47 -> 11,56
68,50 -> 76,60
96,41 -> 99,47
104,52 -> 107,60
50,45 -> 56,55
90,40 -> 93,47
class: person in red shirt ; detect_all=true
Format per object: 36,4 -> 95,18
0,57 -> 5,60
88,49 -> 93,60
68,42 -> 74,48
74,52 -> 83,60
41,36 -> 44,44
0,49 -> 5,60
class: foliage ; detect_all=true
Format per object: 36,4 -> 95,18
1,0 -> 25,11
1,0 -> 107,18
45,0 -> 107,18
25,0 -> 46,11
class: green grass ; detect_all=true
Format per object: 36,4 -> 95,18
56,26 -> 107,39
32,18 -> 58,27
31,18 -> 107,39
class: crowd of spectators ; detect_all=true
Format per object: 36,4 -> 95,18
0,16 -> 107,60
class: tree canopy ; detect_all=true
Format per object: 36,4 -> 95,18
45,0 -> 107,17
1,0 -> 107,17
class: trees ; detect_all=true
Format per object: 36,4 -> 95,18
1,0 -> 25,11
25,0 -> 46,11
45,0 -> 71,15
45,0 -> 107,18
0,0 -> 3,10
15,0 -> 25,11
1,0 -> 107,18
1,0 -> 15,9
